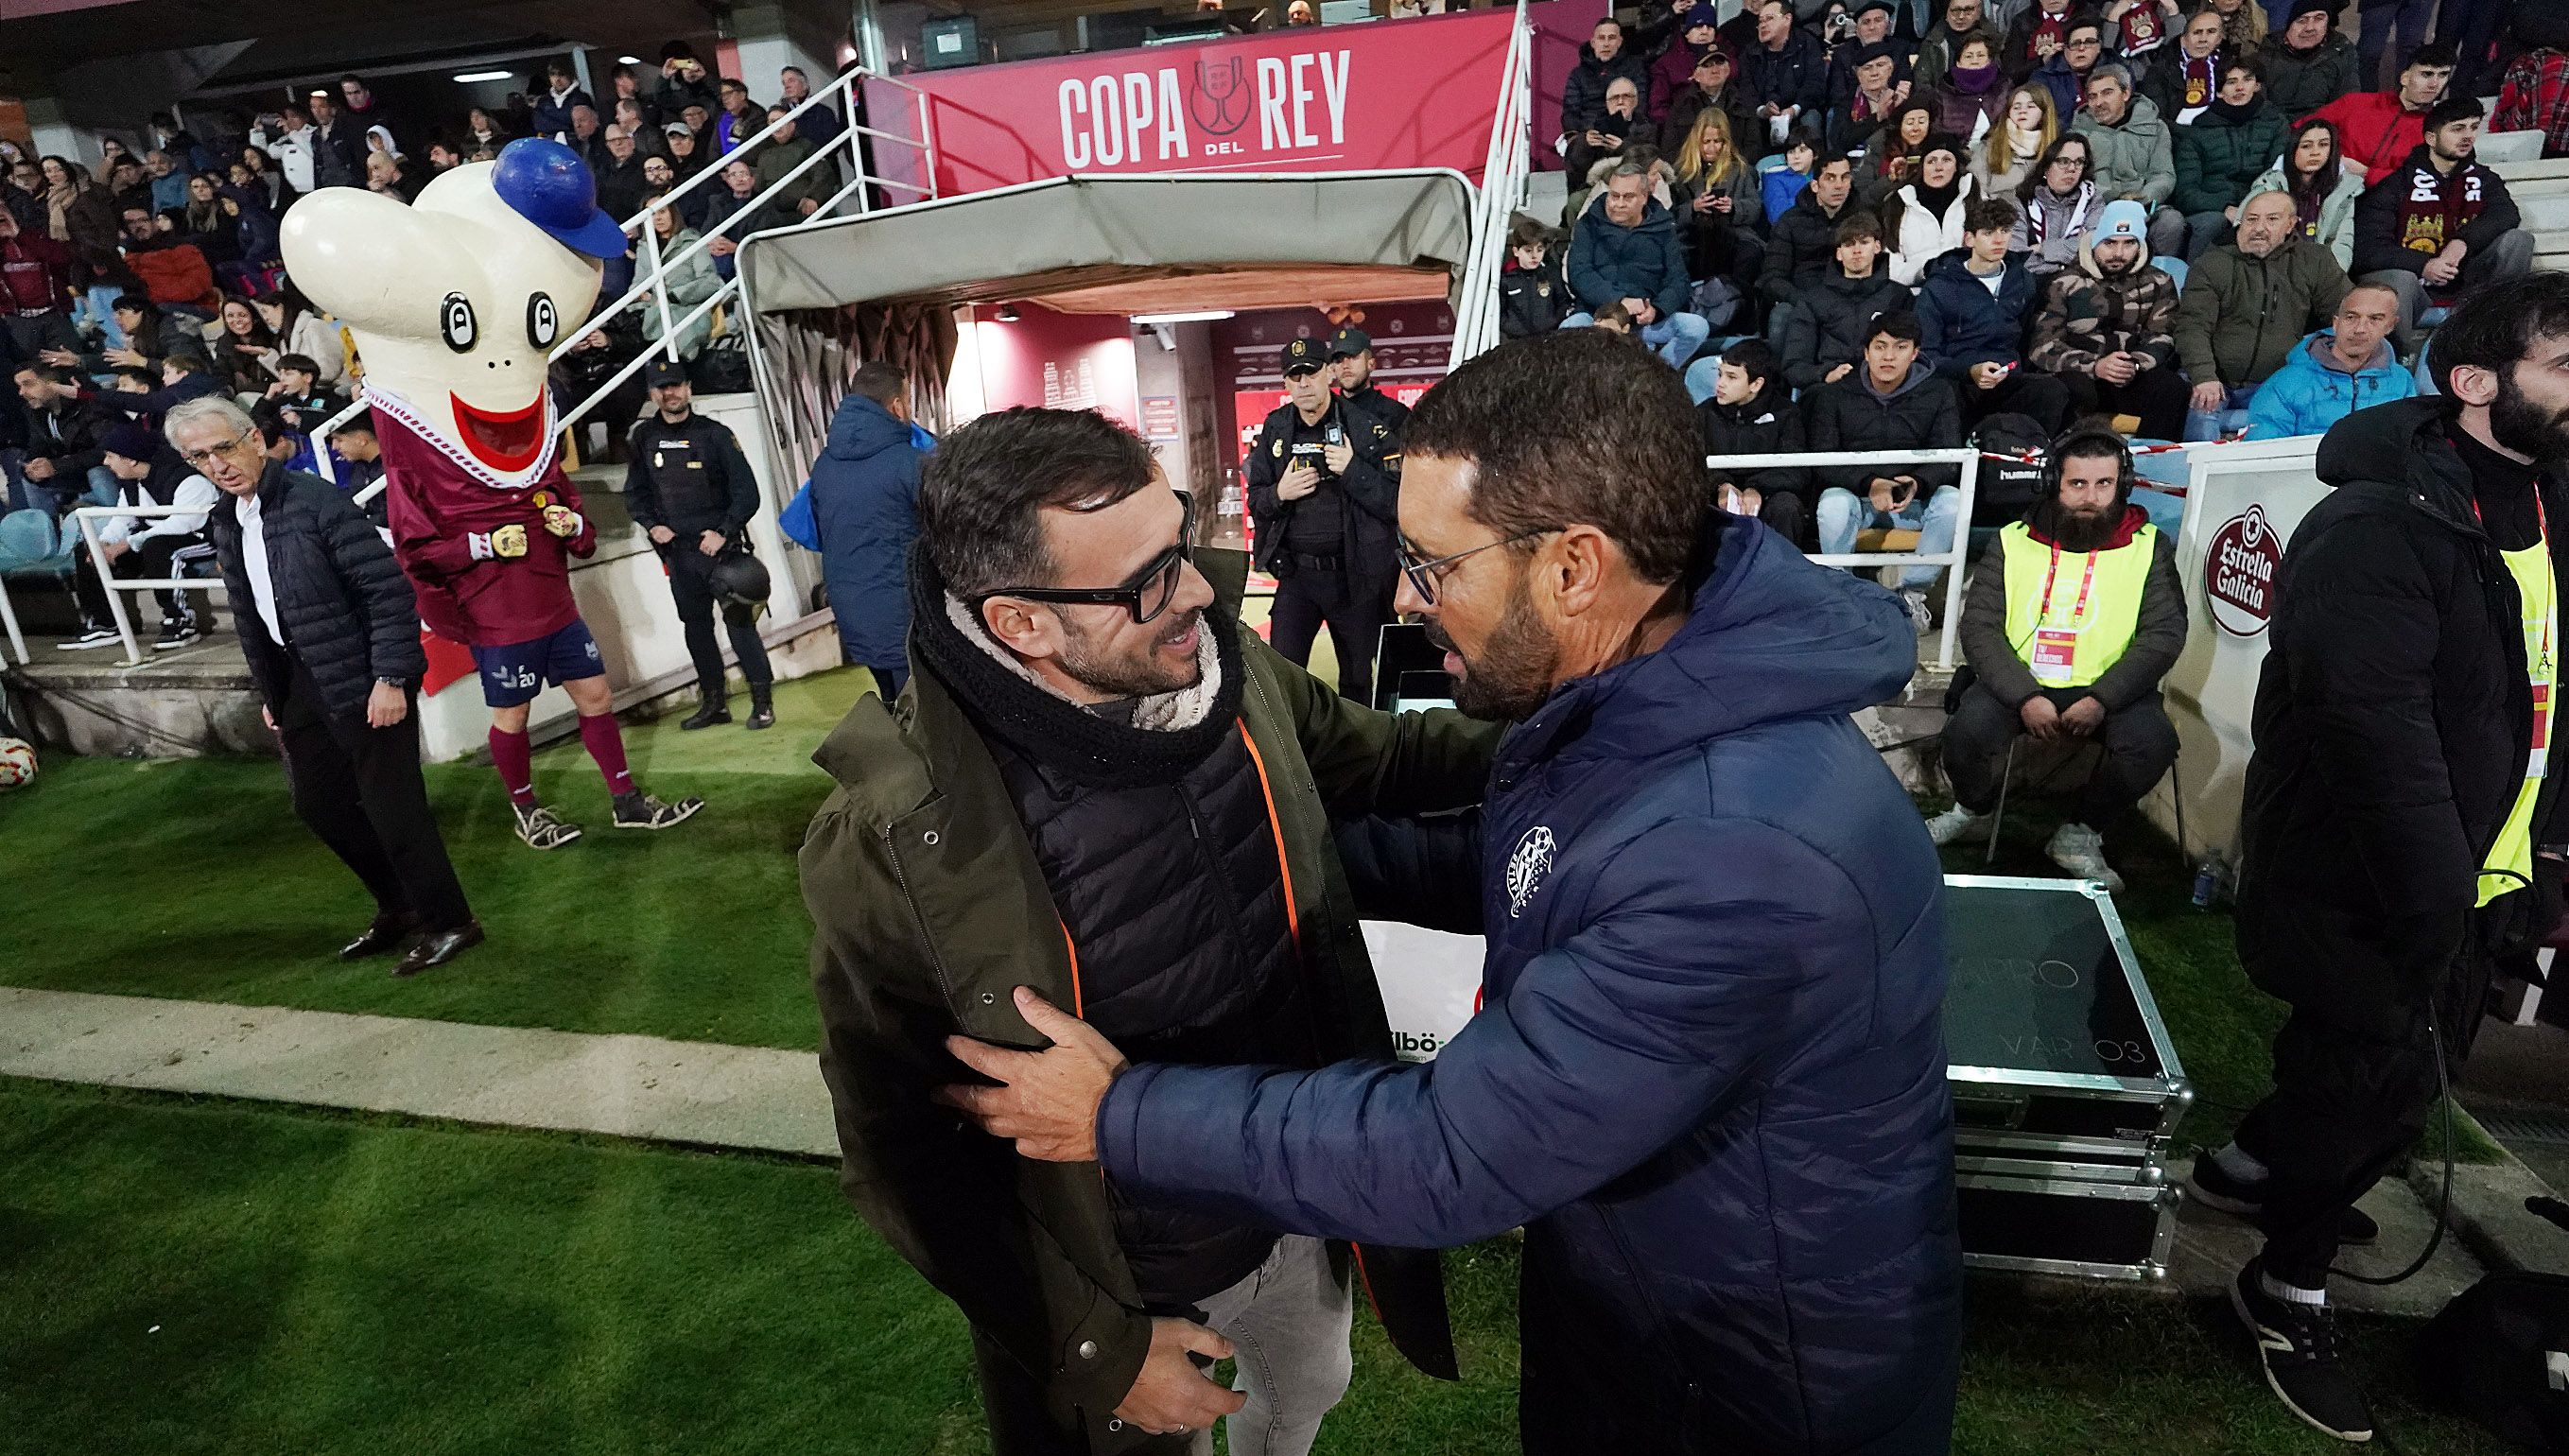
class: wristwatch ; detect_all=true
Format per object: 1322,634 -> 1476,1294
375,675 -> 409,689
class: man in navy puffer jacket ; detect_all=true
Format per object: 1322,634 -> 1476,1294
946,330 -> 1962,1455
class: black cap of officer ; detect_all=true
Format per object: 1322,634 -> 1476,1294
1326,325 -> 1372,359
1279,337 -> 1327,375
644,358 -> 689,389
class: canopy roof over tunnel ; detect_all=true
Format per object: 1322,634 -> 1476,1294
736,171 -> 1477,318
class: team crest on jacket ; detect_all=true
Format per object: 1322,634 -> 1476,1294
1507,825 -> 1556,919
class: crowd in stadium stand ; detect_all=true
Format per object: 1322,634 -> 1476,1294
1500,0 -> 2569,622
0,42 -> 847,650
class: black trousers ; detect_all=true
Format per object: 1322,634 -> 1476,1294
667,545 -> 772,697
1941,685 -> 2179,826
968,1326 -> 1190,1456
1270,563 -> 1395,704
275,655 -> 473,932
2231,906 -> 2495,1289
1951,368 -> 2072,435
73,534 -> 211,625
2059,365 -> 2191,441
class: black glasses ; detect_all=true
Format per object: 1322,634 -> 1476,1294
1397,528 -> 1556,606
975,491 -> 1196,624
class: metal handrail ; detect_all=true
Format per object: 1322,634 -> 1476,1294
1453,0 -> 1533,364
1702,446 -> 1983,671
315,61 -> 940,488
66,502 -> 227,667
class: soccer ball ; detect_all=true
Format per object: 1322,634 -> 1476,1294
0,737 -> 34,790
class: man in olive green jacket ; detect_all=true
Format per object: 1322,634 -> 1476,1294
802,408 -> 1490,1454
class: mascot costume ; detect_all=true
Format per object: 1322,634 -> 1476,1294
280,139 -> 702,848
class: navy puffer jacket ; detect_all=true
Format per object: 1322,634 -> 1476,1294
1100,516 -> 1962,1454
1568,198 -> 1692,319
806,392 -> 927,669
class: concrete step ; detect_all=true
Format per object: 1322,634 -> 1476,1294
2480,128 -> 2545,165
2521,195 -> 2569,234
2493,155 -> 2569,183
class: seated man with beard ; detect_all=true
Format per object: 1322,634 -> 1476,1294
1926,426 -> 2187,891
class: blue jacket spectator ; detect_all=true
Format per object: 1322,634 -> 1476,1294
806,368 -> 927,689
1567,188 -> 1691,319
529,72 -> 597,143
2245,321 -> 2416,438
1916,246 -> 2042,373
1098,515 -> 1962,1454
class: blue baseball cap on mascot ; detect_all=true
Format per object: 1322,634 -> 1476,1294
491,137 -> 629,260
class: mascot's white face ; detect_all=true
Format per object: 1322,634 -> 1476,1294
279,162 -> 601,482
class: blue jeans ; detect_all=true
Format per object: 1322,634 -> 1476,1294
1561,309 -> 1710,371
1683,355 -> 1722,405
1815,485 -> 1960,591
2359,0 -> 2434,85
2183,383 -> 2259,442
78,286 -> 129,350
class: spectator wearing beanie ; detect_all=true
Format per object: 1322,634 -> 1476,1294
2028,199 -> 2189,438
2265,0 -> 2359,120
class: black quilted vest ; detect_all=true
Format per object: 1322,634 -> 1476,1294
992,719 -> 1313,1308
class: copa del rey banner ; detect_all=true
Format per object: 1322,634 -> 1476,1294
874,9 -> 1518,198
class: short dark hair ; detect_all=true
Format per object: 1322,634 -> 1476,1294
1721,337 -> 1780,390
918,407 -> 1158,597
1964,197 -> 2017,234
338,72 -> 368,87
2425,273 -> 2569,398
2408,40 -> 2458,70
15,361 -> 76,386
1814,148 -> 1856,179
165,355 -> 208,377
276,353 -> 320,376
327,410 -> 375,437
2066,16 -> 2105,41
2425,94 -> 2485,130
1402,331 -> 1706,586
850,360 -> 906,408
112,292 -> 154,315
1832,212 -> 1883,246
2221,56 -> 2265,83
110,365 -> 157,390
1865,310 -> 1922,347
548,60 -> 577,78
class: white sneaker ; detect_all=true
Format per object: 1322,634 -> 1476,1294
58,625 -> 121,651
1925,804 -> 1990,846
1900,588 -> 1935,636
2045,822 -> 2125,893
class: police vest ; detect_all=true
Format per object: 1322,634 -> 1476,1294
2000,519 -> 2157,689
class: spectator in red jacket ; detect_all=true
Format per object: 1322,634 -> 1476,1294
113,205 -> 217,319
0,207 -> 78,362
2304,41 -> 2455,185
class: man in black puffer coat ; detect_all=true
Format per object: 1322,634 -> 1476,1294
1698,338 -> 1814,546
1561,19 -> 1654,149
1777,209 -> 1911,391
2196,276 -> 2569,1445
180,396 -> 481,978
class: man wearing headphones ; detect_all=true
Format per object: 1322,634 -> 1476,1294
1926,426 -> 2187,892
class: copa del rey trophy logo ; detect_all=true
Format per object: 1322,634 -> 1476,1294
2206,504 -> 2283,637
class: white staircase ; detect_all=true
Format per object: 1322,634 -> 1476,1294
2488,149 -> 2569,275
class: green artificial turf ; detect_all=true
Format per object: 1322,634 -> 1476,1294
0,1077 -> 2520,1456
0,744 -> 830,1051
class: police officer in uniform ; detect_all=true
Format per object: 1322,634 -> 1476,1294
626,359 -> 777,731
1247,337 -> 1402,702
1328,325 -> 1408,428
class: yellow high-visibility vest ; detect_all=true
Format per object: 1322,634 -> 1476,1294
2000,520 -> 2158,690
2481,536 -> 2558,908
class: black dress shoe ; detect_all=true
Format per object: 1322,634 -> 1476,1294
340,911 -> 420,961
394,921 -> 485,978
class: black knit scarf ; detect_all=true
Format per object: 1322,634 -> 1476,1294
909,542 -> 1246,790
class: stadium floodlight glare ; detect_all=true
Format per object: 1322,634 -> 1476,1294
618,55 -> 643,64
1128,310 -> 1236,324
453,69 -> 516,83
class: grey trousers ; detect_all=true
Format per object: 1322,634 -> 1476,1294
1188,1235 -> 1355,1456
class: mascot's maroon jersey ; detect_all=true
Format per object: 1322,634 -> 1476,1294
374,404 -> 599,648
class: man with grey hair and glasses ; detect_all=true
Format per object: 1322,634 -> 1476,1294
174,396 -> 483,978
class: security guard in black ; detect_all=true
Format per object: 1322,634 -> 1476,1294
1246,336 -> 1401,702
626,359 -> 777,730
